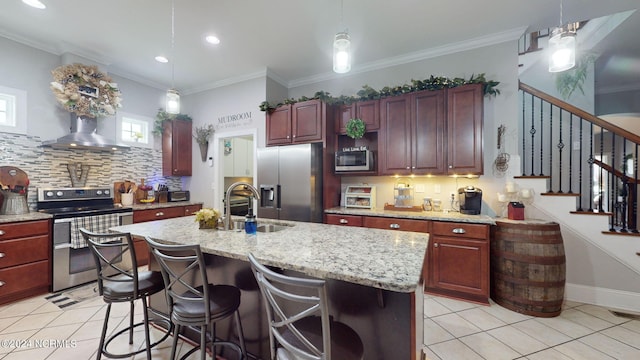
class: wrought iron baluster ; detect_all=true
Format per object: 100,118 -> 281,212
632,144 -> 639,232
522,91 -> 526,176
557,108 -> 564,193
530,94 -> 536,176
539,97 -> 544,175
610,134 -> 616,231
621,139 -> 628,232
599,126 -> 604,212
548,102 -> 553,192
577,117 -> 583,210
588,122 -> 594,212
568,114 -> 574,193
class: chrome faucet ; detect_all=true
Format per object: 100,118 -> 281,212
223,181 -> 261,231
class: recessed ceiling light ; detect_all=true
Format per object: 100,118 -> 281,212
22,0 -> 46,9
155,56 -> 169,63
205,35 -> 220,45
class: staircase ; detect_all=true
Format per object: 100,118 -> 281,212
514,82 -> 640,312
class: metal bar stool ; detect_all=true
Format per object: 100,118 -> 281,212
248,253 -> 364,360
80,228 -> 172,360
145,236 -> 247,360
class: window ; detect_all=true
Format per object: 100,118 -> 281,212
0,85 -> 27,134
117,112 -> 153,148
0,93 -> 16,126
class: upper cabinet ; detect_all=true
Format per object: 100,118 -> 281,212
379,90 -> 445,175
446,84 -> 483,175
335,99 -> 380,134
162,119 -> 192,176
379,84 -> 483,176
266,100 -> 325,146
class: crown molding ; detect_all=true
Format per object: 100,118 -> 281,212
182,69 -> 270,95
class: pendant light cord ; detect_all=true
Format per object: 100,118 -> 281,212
171,0 -> 175,89
559,0 -> 563,26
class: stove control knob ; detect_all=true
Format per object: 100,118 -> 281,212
46,191 -> 54,197
104,190 -> 110,195
96,190 -> 103,195
56,191 -> 63,197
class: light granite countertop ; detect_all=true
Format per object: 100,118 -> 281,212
127,201 -> 203,211
0,211 -> 52,224
325,206 -> 496,225
111,216 -> 428,293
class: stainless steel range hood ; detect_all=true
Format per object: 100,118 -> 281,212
42,115 -> 130,151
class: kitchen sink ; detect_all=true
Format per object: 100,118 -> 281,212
256,224 -> 290,233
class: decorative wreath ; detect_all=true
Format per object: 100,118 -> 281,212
346,118 -> 366,139
50,63 -> 122,118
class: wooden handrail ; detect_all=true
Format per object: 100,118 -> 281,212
519,82 -> 640,145
593,159 -> 640,185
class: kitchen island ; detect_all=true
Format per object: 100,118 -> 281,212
112,215 -> 428,360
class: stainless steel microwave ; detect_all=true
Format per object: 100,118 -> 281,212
335,150 -> 375,172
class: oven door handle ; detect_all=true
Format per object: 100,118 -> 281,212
54,243 -> 73,250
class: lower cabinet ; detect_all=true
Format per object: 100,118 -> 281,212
363,216 -> 428,233
424,221 -> 489,304
325,214 -> 363,227
0,219 -> 51,305
132,204 -> 203,265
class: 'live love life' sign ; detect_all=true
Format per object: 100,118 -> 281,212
215,111 -> 253,130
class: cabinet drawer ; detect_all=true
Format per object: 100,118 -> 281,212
0,260 -> 49,299
363,216 -> 428,233
0,220 -> 49,240
0,234 -> 49,269
325,214 -> 363,227
431,222 -> 488,240
133,206 -> 185,223
184,204 -> 202,216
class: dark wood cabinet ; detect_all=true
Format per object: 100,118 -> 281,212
446,84 -> 483,175
325,214 -> 363,227
363,216 -> 428,233
336,99 -> 380,134
425,221 -> 489,304
132,203 -> 202,265
379,90 -> 445,175
162,119 -> 192,176
0,219 -> 51,305
377,85 -> 483,176
266,100 -> 325,146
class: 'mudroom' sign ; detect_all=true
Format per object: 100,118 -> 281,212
216,111 -> 252,130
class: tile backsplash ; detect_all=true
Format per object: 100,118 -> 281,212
0,132 -> 182,209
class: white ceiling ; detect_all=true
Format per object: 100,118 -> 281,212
0,0 -> 638,94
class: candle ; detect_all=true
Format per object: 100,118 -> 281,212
505,181 -> 515,193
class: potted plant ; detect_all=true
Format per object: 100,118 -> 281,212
345,118 -> 366,139
193,124 -> 214,161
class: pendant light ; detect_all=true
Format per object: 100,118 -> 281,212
333,0 -> 351,74
548,0 -> 576,73
166,0 -> 180,114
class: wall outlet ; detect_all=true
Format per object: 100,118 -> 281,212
450,193 -> 456,201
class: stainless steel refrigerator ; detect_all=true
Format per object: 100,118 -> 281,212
257,143 -> 323,222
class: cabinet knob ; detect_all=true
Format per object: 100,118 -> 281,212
292,134 -> 296,138
286,135 -> 290,139
389,223 -> 400,229
156,212 -> 164,217
406,167 -> 410,170
185,209 -> 190,214
434,243 -> 438,247
0,252 -> 4,258
0,281 -> 5,287
452,228 -> 466,234
339,219 -> 348,224
448,165 -> 453,169
0,230 -> 4,236
412,166 -> 416,169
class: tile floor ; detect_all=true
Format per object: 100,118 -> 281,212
1,289 -> 640,359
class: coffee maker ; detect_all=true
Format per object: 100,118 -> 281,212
458,186 -> 482,215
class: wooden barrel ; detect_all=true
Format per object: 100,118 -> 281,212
490,221 -> 565,317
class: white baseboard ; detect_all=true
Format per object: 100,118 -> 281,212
565,282 -> 640,314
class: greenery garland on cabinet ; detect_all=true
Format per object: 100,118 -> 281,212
153,108 -> 193,135
259,73 -> 499,112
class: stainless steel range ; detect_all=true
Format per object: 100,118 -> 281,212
37,187 -> 133,292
